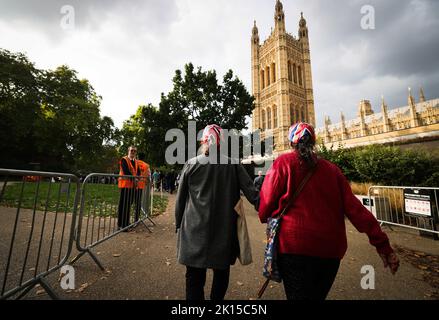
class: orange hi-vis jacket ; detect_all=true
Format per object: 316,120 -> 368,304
137,160 -> 150,190
118,156 -> 139,189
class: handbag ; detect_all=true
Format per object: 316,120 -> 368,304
257,160 -> 319,299
235,198 -> 253,265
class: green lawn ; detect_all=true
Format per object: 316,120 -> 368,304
0,181 -> 168,217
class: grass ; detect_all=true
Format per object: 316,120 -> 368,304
0,181 -> 168,217
350,182 -> 373,196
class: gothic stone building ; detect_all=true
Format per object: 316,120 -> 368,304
315,88 -> 439,149
251,0 -> 315,154
250,1 -> 439,155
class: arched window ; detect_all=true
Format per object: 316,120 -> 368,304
266,66 -> 270,86
273,106 -> 278,128
290,104 -> 295,124
260,70 -> 265,89
301,109 -> 305,122
267,108 -> 272,129
296,108 -> 300,122
287,61 -> 292,81
261,109 -> 266,131
298,66 -> 303,86
293,63 -> 297,84
271,63 -> 276,83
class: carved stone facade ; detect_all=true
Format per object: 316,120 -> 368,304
251,0 -> 315,153
315,88 -> 439,149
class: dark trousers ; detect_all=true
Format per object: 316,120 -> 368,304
186,266 -> 230,301
134,189 -> 143,222
117,188 -> 136,228
278,254 -> 340,301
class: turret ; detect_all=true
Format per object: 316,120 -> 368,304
298,12 -> 316,126
408,87 -> 419,127
420,87 -> 426,103
381,95 -> 390,132
251,21 -> 261,132
274,0 -> 286,34
324,116 -> 332,143
298,12 -> 308,40
340,111 -> 348,140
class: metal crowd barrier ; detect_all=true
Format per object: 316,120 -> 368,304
368,186 -> 439,235
70,173 -> 154,270
0,169 -> 80,299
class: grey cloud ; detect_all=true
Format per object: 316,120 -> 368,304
0,0 -> 179,40
0,0 -> 437,129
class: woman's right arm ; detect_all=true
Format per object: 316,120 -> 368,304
337,167 -> 393,255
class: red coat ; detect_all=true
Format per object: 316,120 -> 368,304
258,151 -> 393,259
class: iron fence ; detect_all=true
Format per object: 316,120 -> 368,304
368,186 -> 439,236
0,169 -> 80,299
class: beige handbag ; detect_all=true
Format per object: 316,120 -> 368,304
235,198 -> 253,266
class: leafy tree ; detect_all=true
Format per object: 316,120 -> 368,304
0,49 -> 118,173
120,63 -> 255,167
120,104 -> 166,167
0,49 -> 43,169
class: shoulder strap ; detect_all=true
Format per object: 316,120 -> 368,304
278,159 -> 319,219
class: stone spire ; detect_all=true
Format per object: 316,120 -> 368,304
419,87 -> 426,103
408,87 -> 416,106
299,12 -> 308,39
340,111 -> 348,140
274,0 -> 285,33
381,95 -> 390,132
324,115 -> 331,143
408,87 -> 419,127
252,20 -> 259,44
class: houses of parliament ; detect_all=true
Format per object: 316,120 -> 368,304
251,0 -> 439,153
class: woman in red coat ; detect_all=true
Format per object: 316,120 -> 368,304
258,123 -> 399,300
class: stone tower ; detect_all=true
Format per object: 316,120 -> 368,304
251,0 -> 316,153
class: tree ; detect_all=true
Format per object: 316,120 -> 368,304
162,63 -> 254,131
0,49 -> 43,169
120,63 -> 255,167
120,104 -> 166,167
0,49 -> 119,173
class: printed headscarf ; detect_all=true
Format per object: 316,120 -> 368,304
288,122 -> 316,144
201,124 -> 223,146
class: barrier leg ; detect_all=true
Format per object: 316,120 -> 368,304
140,220 -> 152,233
70,249 -> 105,271
147,216 -> 156,226
86,249 -> 105,271
15,278 -> 59,300
38,278 -> 60,300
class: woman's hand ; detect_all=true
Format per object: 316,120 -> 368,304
379,252 -> 400,275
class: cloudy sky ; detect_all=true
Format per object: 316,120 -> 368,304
1,0 -> 438,128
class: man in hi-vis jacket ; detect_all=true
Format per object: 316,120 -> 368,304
117,146 -> 140,230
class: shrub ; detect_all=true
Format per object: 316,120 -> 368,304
318,143 -> 439,187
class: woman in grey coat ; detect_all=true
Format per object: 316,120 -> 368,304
175,124 -> 258,300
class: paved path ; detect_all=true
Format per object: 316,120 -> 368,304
8,194 -> 438,300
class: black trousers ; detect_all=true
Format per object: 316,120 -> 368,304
186,266 -> 230,301
118,188 -> 143,228
278,254 -> 340,301
134,189 -> 143,222
117,188 -> 135,228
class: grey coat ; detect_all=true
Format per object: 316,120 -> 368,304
175,154 -> 258,270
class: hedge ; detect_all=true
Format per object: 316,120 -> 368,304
317,144 -> 439,187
